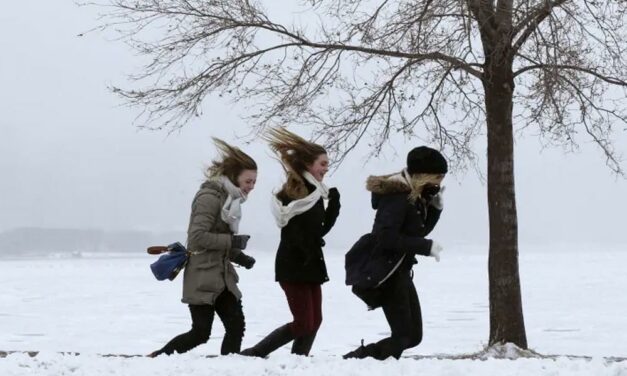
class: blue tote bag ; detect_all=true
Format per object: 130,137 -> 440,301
150,242 -> 189,281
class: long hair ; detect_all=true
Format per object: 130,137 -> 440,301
408,173 -> 443,203
264,127 -> 326,200
205,137 -> 257,185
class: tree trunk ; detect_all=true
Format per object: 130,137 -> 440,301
484,62 -> 528,349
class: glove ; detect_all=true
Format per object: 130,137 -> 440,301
328,187 -> 340,202
427,186 -> 445,210
430,192 -> 444,210
422,184 -> 440,200
232,252 -> 256,269
429,240 -> 443,262
232,234 -> 251,250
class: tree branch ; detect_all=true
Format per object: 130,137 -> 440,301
511,0 -> 571,54
514,63 -> 627,86
247,21 -> 484,78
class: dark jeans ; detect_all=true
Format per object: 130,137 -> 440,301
279,282 -> 323,337
365,269 -> 423,360
157,290 -> 245,355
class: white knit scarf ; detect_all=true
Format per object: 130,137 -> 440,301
219,176 -> 247,233
271,171 -> 329,228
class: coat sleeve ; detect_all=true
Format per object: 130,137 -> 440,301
374,195 -> 433,256
423,206 -> 442,235
187,191 -> 232,251
322,196 -> 341,236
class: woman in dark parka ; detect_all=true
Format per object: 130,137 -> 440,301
343,146 -> 447,360
148,138 -> 258,357
240,127 -> 341,357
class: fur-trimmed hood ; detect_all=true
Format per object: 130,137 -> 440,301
366,172 -> 411,195
366,172 -> 411,209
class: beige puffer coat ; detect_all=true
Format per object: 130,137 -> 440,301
181,179 -> 242,305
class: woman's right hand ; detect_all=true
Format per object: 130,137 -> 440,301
232,234 -> 251,250
233,252 -> 256,269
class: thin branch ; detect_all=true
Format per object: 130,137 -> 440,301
514,63 -> 627,86
511,0 -> 571,54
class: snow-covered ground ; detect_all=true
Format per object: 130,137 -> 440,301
1,244 -> 626,375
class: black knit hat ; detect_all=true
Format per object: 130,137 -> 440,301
406,146 -> 448,175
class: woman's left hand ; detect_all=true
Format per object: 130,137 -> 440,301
328,187 -> 340,201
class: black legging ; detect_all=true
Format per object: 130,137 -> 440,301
365,269 -> 423,360
157,290 -> 245,355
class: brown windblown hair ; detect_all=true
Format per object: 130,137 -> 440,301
205,137 -> 257,185
265,127 -> 326,201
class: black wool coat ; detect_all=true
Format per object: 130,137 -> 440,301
274,180 -> 341,284
345,173 -> 441,290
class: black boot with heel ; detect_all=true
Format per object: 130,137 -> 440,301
240,324 -> 294,358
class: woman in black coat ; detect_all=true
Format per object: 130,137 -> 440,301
343,146 -> 447,360
240,127 -> 340,357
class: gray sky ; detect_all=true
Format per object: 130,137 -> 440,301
1,2 -> 626,250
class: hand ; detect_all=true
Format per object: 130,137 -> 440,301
232,234 -> 251,250
429,240 -> 443,262
422,184 -> 440,200
233,252 -> 256,269
429,186 -> 445,210
328,187 -> 340,202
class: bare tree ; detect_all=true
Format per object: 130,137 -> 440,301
88,0 -> 627,348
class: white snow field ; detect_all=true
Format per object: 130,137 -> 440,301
1,244 -> 625,375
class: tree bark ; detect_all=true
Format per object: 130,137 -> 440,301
484,61 -> 528,349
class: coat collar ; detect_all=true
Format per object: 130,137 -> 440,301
200,179 -> 226,196
366,172 -> 411,195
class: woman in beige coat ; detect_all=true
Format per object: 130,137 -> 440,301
149,138 -> 257,357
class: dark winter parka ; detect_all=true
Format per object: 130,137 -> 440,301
275,180 -> 341,284
345,173 -> 441,290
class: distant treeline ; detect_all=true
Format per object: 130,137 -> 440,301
0,227 -> 186,255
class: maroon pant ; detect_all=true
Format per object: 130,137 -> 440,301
279,282 -> 322,337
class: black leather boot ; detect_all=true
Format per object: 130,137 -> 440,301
240,324 -> 294,358
291,332 -> 317,356
342,340 -> 379,359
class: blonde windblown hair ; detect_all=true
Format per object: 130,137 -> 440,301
205,137 -> 257,185
264,127 -> 327,201
407,173 -> 444,203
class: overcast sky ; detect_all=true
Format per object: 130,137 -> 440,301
1,2 -> 626,251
